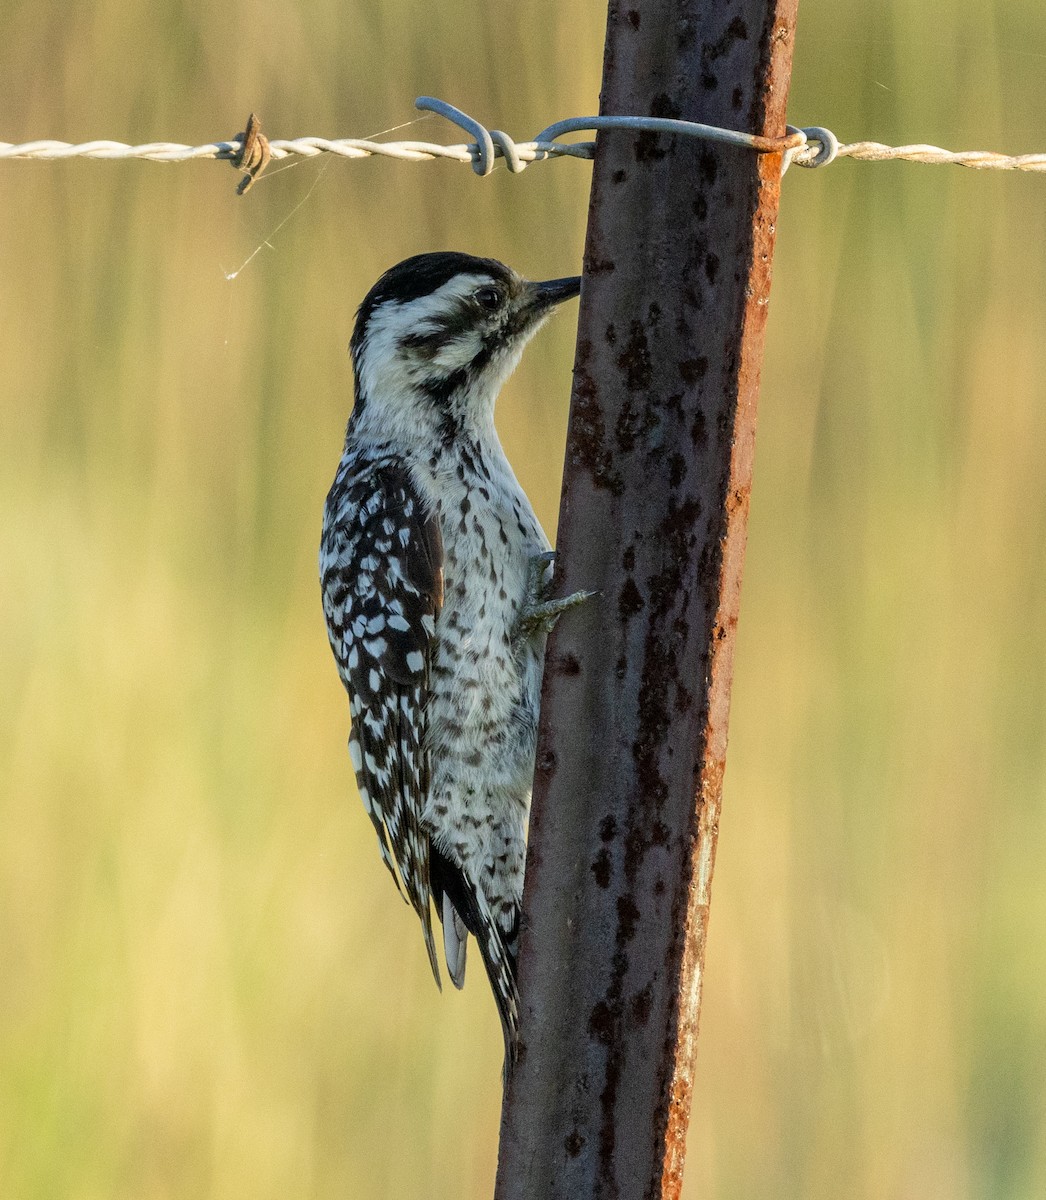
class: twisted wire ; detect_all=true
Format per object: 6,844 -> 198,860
826,141 -> 1046,172
1,99 -> 1044,191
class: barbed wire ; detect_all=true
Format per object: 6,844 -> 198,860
1,97 -> 1043,195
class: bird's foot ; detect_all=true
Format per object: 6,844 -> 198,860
517,590 -> 595,640
514,551 -> 595,645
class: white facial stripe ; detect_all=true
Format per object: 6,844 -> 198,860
414,273 -> 508,314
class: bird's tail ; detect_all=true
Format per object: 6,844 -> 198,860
474,897 -> 521,1079
430,845 -> 521,1077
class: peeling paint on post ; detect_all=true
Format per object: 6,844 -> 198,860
494,2 -> 799,1198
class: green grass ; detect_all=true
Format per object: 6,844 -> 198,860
1,2 -> 1045,1197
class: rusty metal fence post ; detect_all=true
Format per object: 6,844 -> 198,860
494,2 -> 800,1197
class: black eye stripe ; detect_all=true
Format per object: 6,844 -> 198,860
398,298 -> 493,357
399,329 -> 444,356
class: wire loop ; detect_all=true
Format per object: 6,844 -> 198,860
414,97 -> 496,175
792,126 -> 840,169
416,97 -> 806,176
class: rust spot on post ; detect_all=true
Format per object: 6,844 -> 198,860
495,3 -> 799,1198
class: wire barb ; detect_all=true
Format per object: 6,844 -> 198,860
1,98 -> 1045,194
233,113 -> 272,194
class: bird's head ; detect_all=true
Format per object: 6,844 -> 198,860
348,252 -> 581,447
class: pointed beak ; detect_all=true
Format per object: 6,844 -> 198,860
529,275 -> 582,308
512,275 -> 582,338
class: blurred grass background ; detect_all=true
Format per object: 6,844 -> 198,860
1,2 -> 1045,1197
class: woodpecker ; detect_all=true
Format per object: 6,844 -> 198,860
320,252 -> 588,1071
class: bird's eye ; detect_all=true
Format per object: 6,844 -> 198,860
475,285 -> 502,311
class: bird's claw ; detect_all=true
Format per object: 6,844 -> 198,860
515,551 -> 595,646
516,589 -> 596,641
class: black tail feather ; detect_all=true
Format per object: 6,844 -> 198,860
430,845 -> 520,1077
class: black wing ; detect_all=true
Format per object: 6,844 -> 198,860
320,453 -> 444,983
